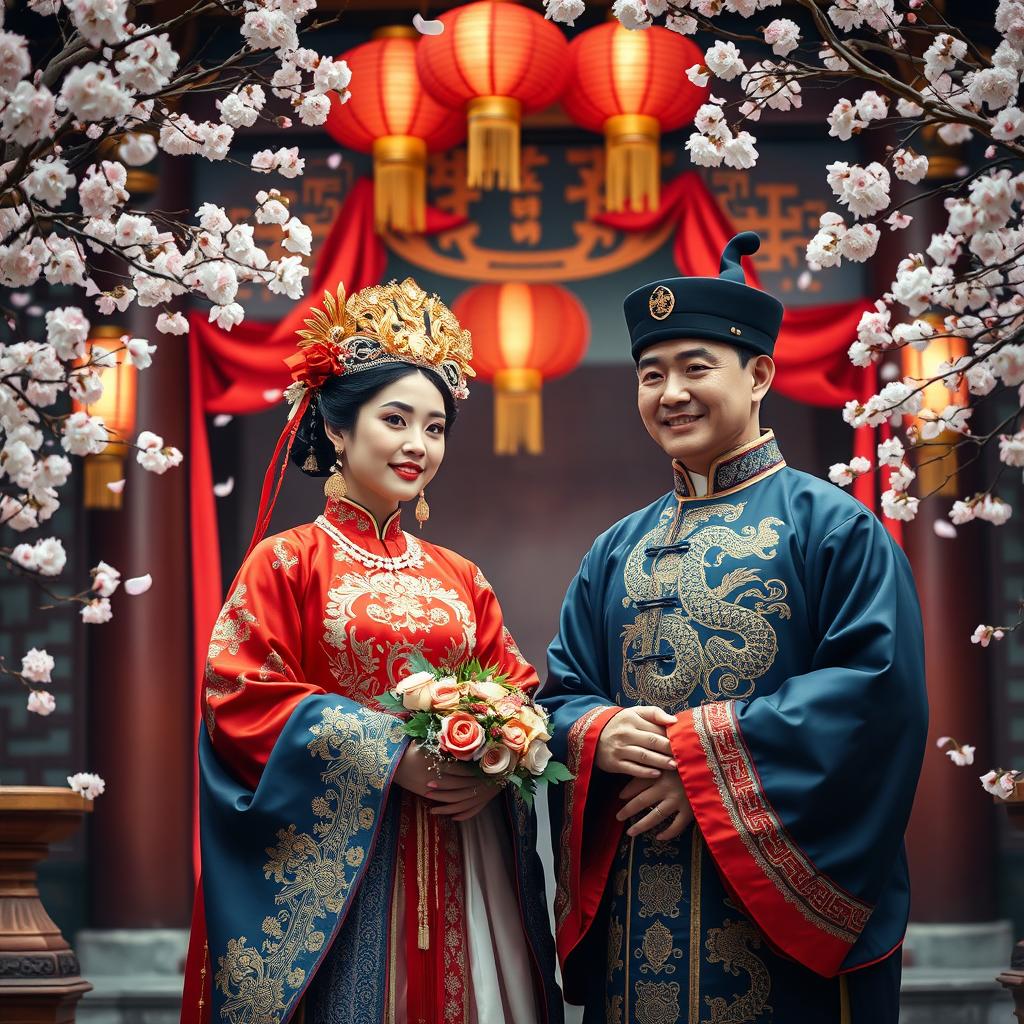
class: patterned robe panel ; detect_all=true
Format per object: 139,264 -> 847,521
540,432 -> 926,1021
185,497 -> 560,1024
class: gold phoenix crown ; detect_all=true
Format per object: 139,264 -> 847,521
293,278 -> 475,400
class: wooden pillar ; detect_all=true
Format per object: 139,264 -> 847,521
85,164 -> 193,927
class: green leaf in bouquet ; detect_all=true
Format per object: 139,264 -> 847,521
376,691 -> 407,713
403,650 -> 436,676
517,777 -> 537,808
539,761 -> 575,785
404,711 -> 434,738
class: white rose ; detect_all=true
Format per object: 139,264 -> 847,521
395,670 -> 436,711
522,738 -> 553,777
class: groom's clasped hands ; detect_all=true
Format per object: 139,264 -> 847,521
596,706 -> 694,843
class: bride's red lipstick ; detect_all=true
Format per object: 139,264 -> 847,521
390,462 -> 424,481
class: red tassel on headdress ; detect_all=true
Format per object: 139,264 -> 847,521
244,390 -> 311,559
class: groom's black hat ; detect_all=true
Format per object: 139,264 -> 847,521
623,231 -> 784,361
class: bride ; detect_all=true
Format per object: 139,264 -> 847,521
180,279 -> 562,1024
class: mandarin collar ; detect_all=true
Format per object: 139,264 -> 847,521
323,496 -> 405,548
673,430 -> 785,501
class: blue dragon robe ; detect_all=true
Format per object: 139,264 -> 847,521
540,431 -> 927,1024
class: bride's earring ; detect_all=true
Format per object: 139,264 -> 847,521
324,453 -> 348,501
415,488 -> 430,528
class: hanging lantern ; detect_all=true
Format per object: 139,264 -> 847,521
561,22 -> 707,212
72,326 -> 136,510
415,1 -> 569,192
454,283 -> 589,454
325,27 -> 466,233
901,320 -> 968,496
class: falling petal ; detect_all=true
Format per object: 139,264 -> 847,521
106,479 -> 126,494
213,414 -> 233,427
263,388 -> 282,403
125,573 -> 152,596
326,153 -> 343,170
933,519 -> 957,539
413,13 -> 444,34
27,305 -> 43,317
797,270 -> 813,292
10,292 -> 30,308
214,477 -> 235,498
880,362 -> 900,382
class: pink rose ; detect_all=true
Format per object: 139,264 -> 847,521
395,670 -> 434,712
429,678 -> 460,712
480,744 -> 514,776
500,720 -> 530,757
438,712 -> 485,761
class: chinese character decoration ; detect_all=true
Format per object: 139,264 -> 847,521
325,27 -> 465,233
416,1 -> 568,192
562,22 -> 706,213
454,283 -> 589,455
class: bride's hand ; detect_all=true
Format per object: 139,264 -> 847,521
426,769 -> 501,822
394,742 -> 459,797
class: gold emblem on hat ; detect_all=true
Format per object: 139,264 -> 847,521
649,285 -> 675,321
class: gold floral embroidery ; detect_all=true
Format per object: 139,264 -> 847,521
637,864 -> 683,920
606,994 -> 624,1024
634,980 -> 680,1024
503,626 -> 529,668
693,700 -> 869,942
608,916 -> 624,977
620,503 -> 791,712
638,920 -> 681,975
703,917 -> 772,1024
204,584 -> 260,734
210,584 -> 258,659
272,540 -> 298,573
214,707 -> 404,1024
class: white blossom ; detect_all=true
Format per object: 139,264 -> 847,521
764,18 -> 800,56
157,312 -> 189,335
893,148 -> 929,184
881,488 -> 920,521
61,411 -> 108,456
613,0 -> 652,30
67,772 -> 106,799
705,41 -> 746,81
999,431 -> 1024,466
877,437 -> 906,467
21,648 -> 55,685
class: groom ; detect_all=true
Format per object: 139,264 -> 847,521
540,232 -> 928,1023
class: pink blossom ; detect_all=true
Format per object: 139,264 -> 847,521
763,18 -> 800,56
885,212 -> 913,231
124,574 -> 152,596
972,624 -> 1006,647
156,312 -> 189,335
27,689 -> 56,715
704,41 -> 745,81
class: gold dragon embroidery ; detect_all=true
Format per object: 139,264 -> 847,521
703,917 -> 772,1024
621,502 -> 791,712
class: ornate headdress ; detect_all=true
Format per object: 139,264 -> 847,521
283,278 -> 475,419
246,278 -> 474,559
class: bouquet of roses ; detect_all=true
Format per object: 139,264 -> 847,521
378,653 -> 572,806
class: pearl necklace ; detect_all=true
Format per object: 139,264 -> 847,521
315,515 -> 425,572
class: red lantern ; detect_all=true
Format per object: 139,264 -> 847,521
325,27 -> 466,233
415,1 -> 569,191
561,22 -> 707,212
454,283 -> 589,454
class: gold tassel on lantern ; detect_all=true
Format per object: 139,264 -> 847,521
372,135 -> 427,233
604,113 -> 661,213
493,368 -> 543,455
466,97 -> 522,191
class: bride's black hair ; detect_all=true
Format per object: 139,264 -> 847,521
289,363 -> 458,478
